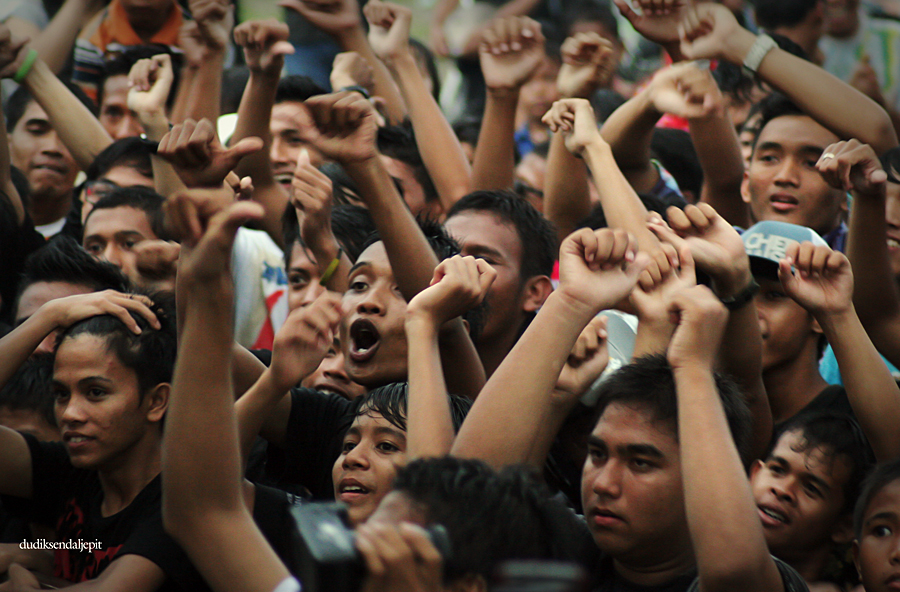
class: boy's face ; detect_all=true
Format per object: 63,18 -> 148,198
83,205 -> 157,285
52,334 -> 165,470
750,429 -> 853,558
754,278 -> 819,372
340,242 -> 409,387
581,403 -> 692,567
332,411 -> 408,526
855,479 -> 900,592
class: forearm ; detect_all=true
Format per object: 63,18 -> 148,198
406,318 -> 456,458
338,28 -> 407,124
691,112 -> 748,226
544,131 -> 591,243
23,58 -> 112,171
819,308 -> 900,461
599,88 -> 660,194
471,90 -> 518,191
388,53 -> 472,211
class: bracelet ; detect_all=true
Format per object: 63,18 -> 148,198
319,247 -> 344,286
719,278 -> 759,311
13,49 -> 38,83
742,34 -> 777,76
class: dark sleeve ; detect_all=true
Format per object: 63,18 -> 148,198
0,433 -> 77,527
685,557 -> 810,592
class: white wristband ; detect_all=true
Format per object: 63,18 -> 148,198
742,34 -> 777,75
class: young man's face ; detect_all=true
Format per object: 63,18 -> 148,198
9,100 -> 79,202
755,278 -> 820,372
854,479 -> 900,592
340,242 -> 409,387
270,101 -> 323,191
750,429 -> 853,559
581,403 -> 692,567
742,115 -> 845,237
332,410 -> 408,526
99,75 -> 144,140
83,205 -> 157,283
52,334 -> 165,470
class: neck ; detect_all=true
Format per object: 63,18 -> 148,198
763,355 -> 829,423
29,190 -> 71,226
613,546 -> 696,588
97,431 -> 162,517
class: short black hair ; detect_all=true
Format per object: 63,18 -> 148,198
447,190 -> 558,280
14,237 -> 130,322
86,137 -> 155,182
56,291 -> 176,400
6,82 -> 97,132
854,457 -> 900,538
351,382 -> 471,433
0,353 -> 56,430
754,0 -> 820,30
377,122 -> 439,204
563,0 -> 619,39
86,186 -> 167,240
593,354 -> 752,461
275,75 -> 327,105
770,411 -> 874,515
752,92 -> 807,154
392,458 -> 579,583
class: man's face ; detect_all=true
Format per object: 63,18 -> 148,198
332,411 -> 408,526
270,101 -> 323,191
99,75 -> 144,140
742,115 -> 845,236
754,278 -> 819,372
750,429 -> 852,559
83,205 -> 157,282
9,100 -> 78,202
884,182 -> 900,278
581,403 -> 691,566
854,479 -> 900,592
16,281 -> 95,356
445,211 -> 532,343
52,334 -> 162,470
340,242 -> 409,387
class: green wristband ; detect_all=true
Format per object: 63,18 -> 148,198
13,49 -> 38,84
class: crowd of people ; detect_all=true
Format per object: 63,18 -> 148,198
2,0 -> 900,590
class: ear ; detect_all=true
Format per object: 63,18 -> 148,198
144,383 -> 170,423
831,513 -> 855,545
522,275 -> 553,313
741,169 -> 752,205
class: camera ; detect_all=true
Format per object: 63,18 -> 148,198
290,502 -> 451,592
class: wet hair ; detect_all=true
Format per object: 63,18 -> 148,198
770,411 -> 874,515
14,237 -> 130,322
55,292 -> 176,400
86,137 -> 155,182
754,0 -> 820,31
854,457 -> 900,538
593,354 -> 752,461
651,128 -> 702,198
563,1 -> 620,40
377,122 -> 439,205
275,75 -> 327,105
392,458 -> 579,584
351,382 -> 471,434
409,39 -> 441,101
752,92 -> 807,154
0,353 -> 56,430
6,82 -> 97,132
98,45 -> 182,111
86,186 -> 167,240
447,190 -> 558,280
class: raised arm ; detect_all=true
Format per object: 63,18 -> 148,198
365,0 -> 472,212
451,228 -> 649,468
679,2 -> 898,154
668,284 -> 785,592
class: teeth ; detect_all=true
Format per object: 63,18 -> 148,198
761,508 -> 786,523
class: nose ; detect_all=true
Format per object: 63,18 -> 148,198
773,157 -> 801,187
590,460 -> 623,499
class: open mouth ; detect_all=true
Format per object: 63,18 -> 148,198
349,319 -> 381,363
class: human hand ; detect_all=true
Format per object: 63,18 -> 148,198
127,54 -> 174,120
778,241 -> 854,318
407,255 -> 496,329
157,119 -> 263,188
190,0 -> 234,52
43,290 -> 161,334
646,62 -> 724,119
292,149 -> 336,252
364,0 -> 412,63
849,54 -> 885,105
556,315 -> 610,398
269,291 -> 343,391
542,98 -> 605,156
816,139 -> 888,197
557,228 -> 650,317
356,522 -> 443,592
233,19 -> 294,76
678,3 -> 754,64
614,0 -> 688,49
557,32 -> 616,99
330,51 -> 375,94
301,92 -> 379,163
278,0 -> 362,38
666,284 -> 729,371
0,25 -> 29,79
479,16 -> 545,93
133,240 -> 181,292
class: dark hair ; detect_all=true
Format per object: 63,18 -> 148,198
351,382 -> 471,434
377,122 -> 439,204
593,354 -> 752,461
56,292 -> 176,399
86,137 -> 155,182
854,457 -> 900,538
0,353 -> 56,429
392,458 -> 576,583
86,186 -> 167,240
275,75 -> 327,105
752,92 -> 807,154
447,190 -> 558,280
651,128 -> 703,198
14,237 -> 130,322
6,82 -> 97,132
754,0 -> 820,30
408,38 -> 441,101
564,1 -> 619,39
770,411 -> 874,515
99,46 -> 182,111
